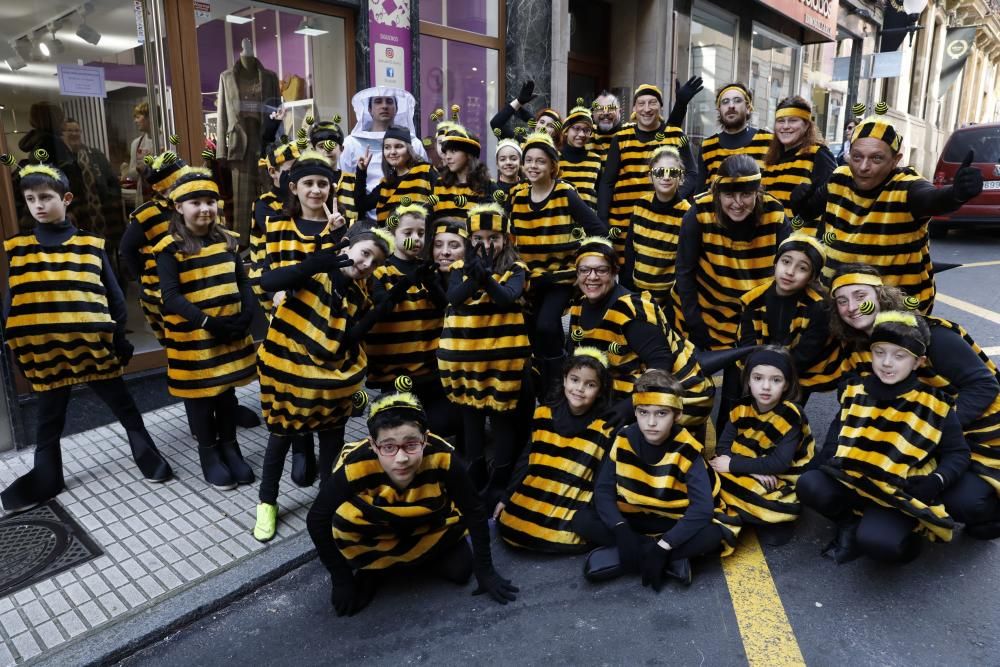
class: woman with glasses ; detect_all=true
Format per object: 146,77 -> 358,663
567,237 -> 714,433
306,390 -> 518,617
673,154 -> 790,431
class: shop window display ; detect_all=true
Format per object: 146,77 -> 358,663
687,3 -> 738,148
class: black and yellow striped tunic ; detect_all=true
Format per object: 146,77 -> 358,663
4,231 -> 122,391
264,216 -> 344,273
626,193 -> 689,303
825,377 -> 956,541
438,260 -> 530,411
559,149 -> 602,208
699,127 -> 773,185
587,129 -> 617,167
335,171 -> 359,222
249,188 -> 283,314
257,272 -> 370,434
608,123 -> 687,257
497,404 -> 612,552
432,183 -> 490,220
567,289 -> 714,426
152,235 -> 257,399
762,143 -> 823,236
332,434 -> 466,570
128,196 -> 172,343
508,180 -> 582,286
610,427 -> 740,556
717,399 -> 814,525
373,163 -> 435,226
738,279 -> 840,391
366,260 -> 444,388
822,166 -> 933,311
673,192 -> 787,350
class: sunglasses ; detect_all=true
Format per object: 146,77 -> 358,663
593,105 -> 619,113
651,167 -> 684,179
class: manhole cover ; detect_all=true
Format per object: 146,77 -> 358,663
0,500 -> 102,598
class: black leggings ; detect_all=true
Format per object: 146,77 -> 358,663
1,376 -> 154,508
259,426 -> 346,505
797,469 -> 920,563
413,380 -> 460,438
183,387 -> 237,447
714,366 -> 743,433
528,284 -> 573,358
571,505 -> 725,561
460,406 -> 519,472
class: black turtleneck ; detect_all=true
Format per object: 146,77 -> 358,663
737,281 -> 830,371
560,144 -> 589,163
3,220 -> 126,333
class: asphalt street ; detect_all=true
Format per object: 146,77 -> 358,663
119,228 -> 1000,666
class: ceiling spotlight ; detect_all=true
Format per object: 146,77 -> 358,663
45,25 -> 66,56
294,17 -> 328,36
226,14 -> 254,24
5,54 -> 27,71
76,21 -> 102,45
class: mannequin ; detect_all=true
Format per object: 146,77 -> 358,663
216,38 -> 280,243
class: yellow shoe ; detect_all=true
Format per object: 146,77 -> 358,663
253,502 -> 278,542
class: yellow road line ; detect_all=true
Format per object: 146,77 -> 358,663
982,346 -> 1000,357
936,293 -> 1000,326
950,259 -> 1000,270
722,531 -> 806,667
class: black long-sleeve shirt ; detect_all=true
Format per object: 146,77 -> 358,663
737,284 -> 831,371
156,237 -> 254,324
306,449 -> 493,578
714,420 -> 801,475
490,103 -> 533,140
119,216 -> 147,279
926,325 -> 1000,427
594,426 -> 715,549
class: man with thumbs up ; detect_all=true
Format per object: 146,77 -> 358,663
809,106 -> 984,313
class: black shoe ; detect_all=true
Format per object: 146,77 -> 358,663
290,436 -> 317,487
219,439 -> 255,485
665,558 -> 692,586
125,428 -> 172,483
236,405 -> 261,429
198,445 -> 237,490
821,521 -> 861,564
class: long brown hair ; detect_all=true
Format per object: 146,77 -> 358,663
827,263 -> 906,347
764,96 -> 825,166
168,211 -> 237,256
440,154 -> 494,194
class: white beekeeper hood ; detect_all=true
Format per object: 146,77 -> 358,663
349,86 -> 419,138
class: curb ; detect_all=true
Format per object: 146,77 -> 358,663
27,532 -> 317,667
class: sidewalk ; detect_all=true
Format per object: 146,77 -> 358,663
0,383 -> 368,666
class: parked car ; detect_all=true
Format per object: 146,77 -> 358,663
930,122 -> 1000,238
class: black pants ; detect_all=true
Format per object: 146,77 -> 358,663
571,505 -> 725,561
413,379 -> 460,438
528,284 -> 573,359
259,426 -> 345,505
183,387 -> 237,447
1,376 -> 157,509
714,365 -> 743,433
941,471 -> 1000,533
797,469 -> 920,562
460,407 -> 520,472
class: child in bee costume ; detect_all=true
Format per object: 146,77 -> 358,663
797,312 -> 970,564
1,152 -> 172,512
306,390 -> 518,616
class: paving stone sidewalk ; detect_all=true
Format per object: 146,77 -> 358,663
0,382 -> 367,665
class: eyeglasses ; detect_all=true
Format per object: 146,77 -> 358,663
651,167 -> 684,179
577,265 -> 612,277
373,437 -> 426,456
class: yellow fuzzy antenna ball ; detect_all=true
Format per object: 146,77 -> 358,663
903,296 -> 921,311
572,346 -> 609,367
371,226 -> 396,255
874,310 -> 918,328
394,375 -> 414,392
368,390 -> 424,420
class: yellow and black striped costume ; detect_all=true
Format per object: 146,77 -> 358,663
673,192 -> 787,349
373,164 -> 434,226
607,123 -> 687,258
4,231 -> 122,391
335,171 -> 359,222
610,427 -> 740,556
626,193 -> 690,303
567,290 -> 714,426
587,129 -> 616,166
762,143 -> 822,236
128,196 -> 173,343
249,188 -> 284,314
508,180 -> 582,285
559,150 -> 602,208
257,273 -> 370,434
699,127 -> 773,186
822,167 -> 933,311
264,216 -> 344,272
438,260 -> 530,411
738,279 -> 840,391
366,261 -> 444,388
717,399 -> 814,525
331,434 -> 466,570
432,183 -> 489,219
497,405 -> 612,552
825,377 -> 956,541
152,235 -> 257,399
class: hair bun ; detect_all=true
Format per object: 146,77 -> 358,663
394,375 -> 414,392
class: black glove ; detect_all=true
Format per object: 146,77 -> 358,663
602,398 -> 636,429
466,251 -> 488,283
788,182 -> 815,218
480,242 -> 497,273
614,523 -> 644,572
472,567 -> 519,605
113,331 -> 134,366
301,247 -> 354,276
204,315 -> 240,341
640,541 -> 671,592
674,76 -> 704,107
386,275 -> 413,304
516,80 -> 537,106
330,571 -> 377,617
415,258 -> 439,286
905,474 -> 944,504
953,149 -> 984,201
231,308 -> 254,335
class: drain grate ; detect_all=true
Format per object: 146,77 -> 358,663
0,500 -> 103,598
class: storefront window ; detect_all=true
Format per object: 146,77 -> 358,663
421,0 -> 500,38
0,0 -> 173,361
419,35 -> 499,169
688,3 -> 738,145
195,4 -> 349,245
750,24 -> 801,131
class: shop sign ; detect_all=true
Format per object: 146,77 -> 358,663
57,64 -> 107,98
134,0 -> 145,44
369,0 -> 412,90
194,1 -> 211,21
758,0 -> 838,40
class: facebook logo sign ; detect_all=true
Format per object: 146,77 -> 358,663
386,67 -> 395,78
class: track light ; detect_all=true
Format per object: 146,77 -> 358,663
5,40 -> 26,71
76,21 -> 101,45
294,18 -> 328,36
